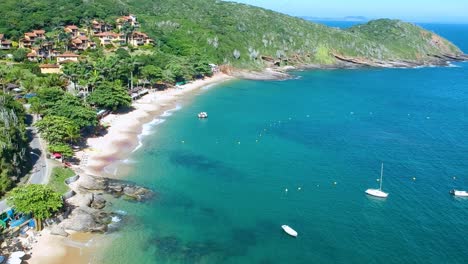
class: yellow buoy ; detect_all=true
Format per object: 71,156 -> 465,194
181,140 -> 185,143
412,177 -> 416,181
453,176 -> 457,180
285,188 -> 288,192
298,187 -> 301,191
333,181 -> 337,185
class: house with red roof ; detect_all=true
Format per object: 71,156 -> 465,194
116,14 -> 139,30
0,34 -> 12,50
95,32 -> 125,46
57,52 -> 80,64
129,32 -> 154,46
19,30 -> 46,48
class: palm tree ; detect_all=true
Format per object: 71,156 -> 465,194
120,21 -> 135,45
58,32 -> 72,51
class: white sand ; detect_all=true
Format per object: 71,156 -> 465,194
27,73 -> 233,264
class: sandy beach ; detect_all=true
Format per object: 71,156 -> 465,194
27,73 -> 233,264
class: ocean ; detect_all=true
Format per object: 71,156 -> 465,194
100,23 -> 468,263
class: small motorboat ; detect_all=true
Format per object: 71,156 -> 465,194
198,112 -> 208,118
281,225 -> 298,237
450,190 -> 468,197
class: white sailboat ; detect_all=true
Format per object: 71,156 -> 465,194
365,163 -> 389,198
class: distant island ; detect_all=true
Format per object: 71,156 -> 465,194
301,16 -> 369,22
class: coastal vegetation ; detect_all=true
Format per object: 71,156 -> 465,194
0,94 -> 29,195
0,0 -> 465,195
48,167 -> 74,194
7,184 -> 63,230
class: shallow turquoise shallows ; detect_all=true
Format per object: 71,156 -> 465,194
102,24 -> 468,264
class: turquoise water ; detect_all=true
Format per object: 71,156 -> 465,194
102,25 -> 468,264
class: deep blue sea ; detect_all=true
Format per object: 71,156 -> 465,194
101,23 -> 468,264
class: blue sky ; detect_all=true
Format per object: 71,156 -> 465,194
233,0 -> 468,23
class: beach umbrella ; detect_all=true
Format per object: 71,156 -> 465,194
9,251 -> 25,259
6,258 -> 21,264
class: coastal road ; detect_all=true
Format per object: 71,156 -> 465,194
0,119 -> 49,212
28,125 -> 49,184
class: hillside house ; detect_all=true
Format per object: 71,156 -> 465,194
19,30 -> 46,48
116,15 -> 139,30
91,20 -> 113,34
57,53 -> 80,64
39,64 -> 61,74
95,32 -> 125,46
0,34 -> 12,50
64,25 -> 80,37
27,50 -> 44,62
71,36 -> 96,51
129,32 -> 154,46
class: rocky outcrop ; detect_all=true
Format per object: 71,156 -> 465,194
60,207 -> 110,233
50,225 -> 69,237
79,175 -> 154,201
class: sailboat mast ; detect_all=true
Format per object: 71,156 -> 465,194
380,163 -> 384,190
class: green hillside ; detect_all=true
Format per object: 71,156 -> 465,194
0,0 -> 463,68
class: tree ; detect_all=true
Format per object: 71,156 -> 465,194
45,94 -> 97,128
88,81 -> 131,111
12,49 -> 28,62
141,65 -> 163,85
36,115 -> 80,144
7,185 -> 63,230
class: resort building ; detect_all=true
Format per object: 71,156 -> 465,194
0,34 -> 12,50
90,20 -> 113,35
95,32 -> 125,46
116,14 -> 139,30
129,32 -> 154,46
19,30 -> 46,48
70,35 -> 96,51
64,25 -> 80,37
57,52 -> 80,64
26,50 -> 44,62
39,64 -> 61,74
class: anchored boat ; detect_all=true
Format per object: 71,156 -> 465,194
365,163 -> 389,198
450,190 -> 468,197
281,225 -> 298,237
198,112 -> 208,118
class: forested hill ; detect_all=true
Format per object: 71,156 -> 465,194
0,0 -> 465,67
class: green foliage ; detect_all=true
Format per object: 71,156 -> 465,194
48,167 -> 74,194
12,49 -> 28,62
0,0 -> 462,70
7,184 -> 63,221
88,81 -> 132,111
141,65 -> 163,83
314,46 -> 335,65
0,94 -> 29,195
48,143 -> 74,158
36,115 -> 80,144
45,94 -> 97,128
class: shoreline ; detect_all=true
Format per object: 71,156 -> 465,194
27,73 -> 233,264
77,73 -> 233,178
23,57 -> 468,263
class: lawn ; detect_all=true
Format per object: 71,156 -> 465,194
48,167 -> 75,194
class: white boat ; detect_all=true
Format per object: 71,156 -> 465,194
450,190 -> 468,197
281,225 -> 298,237
365,163 -> 389,198
198,112 -> 208,118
